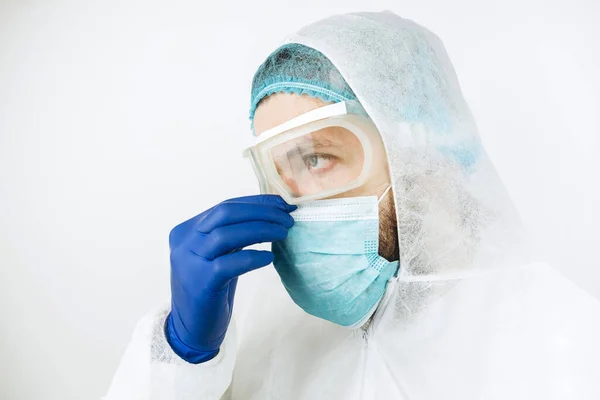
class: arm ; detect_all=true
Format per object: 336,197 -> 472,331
103,307 -> 236,400
104,195 -> 295,399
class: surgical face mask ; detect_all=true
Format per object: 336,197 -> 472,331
272,187 -> 400,328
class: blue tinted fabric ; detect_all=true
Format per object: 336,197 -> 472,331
272,196 -> 399,328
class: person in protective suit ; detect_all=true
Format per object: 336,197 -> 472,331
104,10 -> 600,400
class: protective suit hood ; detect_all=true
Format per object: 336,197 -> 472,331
288,10 -> 527,275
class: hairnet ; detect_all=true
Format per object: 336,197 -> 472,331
249,43 -> 357,132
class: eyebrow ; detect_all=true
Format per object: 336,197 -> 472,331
278,138 -> 340,162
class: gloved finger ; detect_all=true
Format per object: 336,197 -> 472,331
169,209 -> 210,250
169,196 -> 295,249
196,202 -> 295,233
222,195 -> 297,212
189,221 -> 289,260
209,250 -> 274,290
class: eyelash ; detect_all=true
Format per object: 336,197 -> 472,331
302,153 -> 337,171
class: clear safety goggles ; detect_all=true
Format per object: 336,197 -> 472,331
243,100 -> 385,204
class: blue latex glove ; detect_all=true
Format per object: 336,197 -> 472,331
165,195 -> 296,363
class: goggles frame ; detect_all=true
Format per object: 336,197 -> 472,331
243,100 -> 382,204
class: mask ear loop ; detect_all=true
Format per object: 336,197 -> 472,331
377,184 -> 392,204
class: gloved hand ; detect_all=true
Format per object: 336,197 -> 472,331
165,195 -> 296,363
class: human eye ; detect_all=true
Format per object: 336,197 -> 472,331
302,153 -> 337,173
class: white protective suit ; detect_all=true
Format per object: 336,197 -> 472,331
105,10 -> 600,400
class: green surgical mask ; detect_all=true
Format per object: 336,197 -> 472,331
272,189 -> 399,328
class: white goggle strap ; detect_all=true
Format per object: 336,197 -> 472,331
252,100 -> 362,146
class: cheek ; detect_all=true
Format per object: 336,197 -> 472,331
377,196 -> 400,261
378,195 -> 398,234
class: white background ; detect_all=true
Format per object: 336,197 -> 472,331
1,1 -> 598,398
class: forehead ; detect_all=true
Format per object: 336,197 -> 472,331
253,93 -> 332,136
271,125 -> 358,154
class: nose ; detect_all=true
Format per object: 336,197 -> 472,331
282,175 -> 301,197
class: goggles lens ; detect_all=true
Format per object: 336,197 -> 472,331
244,101 -> 385,204
269,126 -> 365,198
